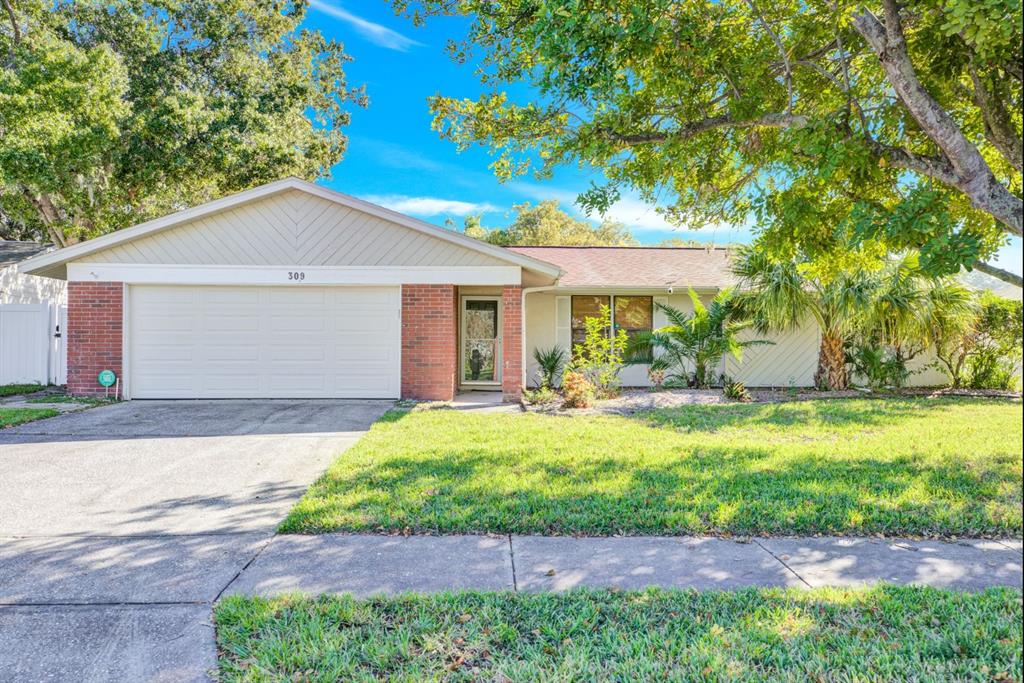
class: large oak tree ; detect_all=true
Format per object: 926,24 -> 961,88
1,0 -> 365,247
394,0 -> 1022,285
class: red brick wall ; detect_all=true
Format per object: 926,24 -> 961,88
67,281 -> 123,397
401,284 -> 457,401
501,285 -> 523,400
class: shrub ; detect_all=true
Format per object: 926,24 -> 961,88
522,385 -> 559,405
567,304 -> 628,397
935,292 -> 1022,389
647,367 -> 666,389
847,343 -> 911,389
722,376 -> 752,402
532,346 -> 566,388
628,288 -> 770,389
561,371 -> 595,409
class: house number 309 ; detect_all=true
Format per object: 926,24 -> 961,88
287,271 -> 306,281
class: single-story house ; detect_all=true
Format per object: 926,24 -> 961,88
18,177 -> 942,400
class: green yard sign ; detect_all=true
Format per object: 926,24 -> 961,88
97,370 -> 117,387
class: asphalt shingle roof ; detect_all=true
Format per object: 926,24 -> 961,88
506,246 -> 736,288
0,241 -> 52,268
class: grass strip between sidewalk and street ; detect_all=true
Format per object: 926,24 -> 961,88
215,585 -> 1023,682
0,407 -> 58,429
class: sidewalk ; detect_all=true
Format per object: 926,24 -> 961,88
224,533 -> 1022,597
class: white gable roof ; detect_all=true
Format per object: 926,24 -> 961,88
19,178 -> 562,280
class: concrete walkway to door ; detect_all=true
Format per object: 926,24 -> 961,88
0,399 -> 391,683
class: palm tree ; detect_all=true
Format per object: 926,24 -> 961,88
628,288 -> 769,388
866,254 -> 977,367
732,248 -> 875,390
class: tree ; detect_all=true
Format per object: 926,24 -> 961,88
732,245 -> 877,390
463,201 -> 636,245
934,292 -> 1023,388
629,288 -> 769,388
393,0 -> 1022,285
1,0 -> 365,247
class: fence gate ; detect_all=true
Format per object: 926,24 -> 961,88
0,303 -> 56,385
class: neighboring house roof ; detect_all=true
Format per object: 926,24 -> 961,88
0,241 -> 52,268
506,246 -> 736,289
18,178 -> 562,280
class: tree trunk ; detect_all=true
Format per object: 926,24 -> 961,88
815,334 -> 848,391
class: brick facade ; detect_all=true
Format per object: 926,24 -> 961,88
401,284 -> 457,401
501,285 -> 523,400
67,281 -> 123,397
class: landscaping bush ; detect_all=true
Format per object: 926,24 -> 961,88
532,345 -> 566,388
567,304 -> 627,397
721,376 -> 752,402
847,343 -> 911,389
560,370 -> 595,408
521,385 -> 559,405
629,288 -> 769,389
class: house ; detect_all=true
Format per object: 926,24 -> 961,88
1,241 -> 67,385
18,177 -> 929,400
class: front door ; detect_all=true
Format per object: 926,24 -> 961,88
461,296 -> 501,386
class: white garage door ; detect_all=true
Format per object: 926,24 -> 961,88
128,285 -> 400,398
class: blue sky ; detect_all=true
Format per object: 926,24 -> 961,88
302,1 -> 1022,275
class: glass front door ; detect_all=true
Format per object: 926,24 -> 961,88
461,298 -> 501,384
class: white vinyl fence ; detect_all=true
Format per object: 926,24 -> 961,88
0,303 -> 66,386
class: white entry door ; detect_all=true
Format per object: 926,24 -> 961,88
128,285 -> 400,398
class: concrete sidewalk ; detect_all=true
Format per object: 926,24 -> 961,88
223,533 -> 1022,597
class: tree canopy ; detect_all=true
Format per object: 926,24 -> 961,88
393,0 -> 1022,285
463,200 -> 636,245
1,0 -> 365,247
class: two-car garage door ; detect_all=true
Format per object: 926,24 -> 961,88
128,285 -> 400,399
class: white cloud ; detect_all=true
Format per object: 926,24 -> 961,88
365,194 -> 499,217
309,0 -> 423,51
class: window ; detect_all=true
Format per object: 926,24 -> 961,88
571,295 -> 610,348
570,295 -> 654,357
614,296 -> 653,342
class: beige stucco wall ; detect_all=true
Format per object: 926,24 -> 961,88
0,266 -> 66,305
524,290 -> 953,389
82,189 -> 510,268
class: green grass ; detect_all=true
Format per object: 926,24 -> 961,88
0,383 -> 45,397
0,407 -> 58,428
215,586 -> 1023,682
25,394 -> 109,405
281,397 -> 1023,538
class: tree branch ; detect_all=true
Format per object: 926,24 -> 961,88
1,0 -> 20,43
973,260 -> 1023,288
852,1 -> 1022,235
602,112 -> 808,145
967,62 -> 1023,173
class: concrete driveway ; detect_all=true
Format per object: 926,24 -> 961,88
0,399 -> 389,682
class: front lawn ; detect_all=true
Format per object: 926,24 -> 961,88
0,407 -> 58,428
281,398 -> 1022,537
215,586 -> 1022,682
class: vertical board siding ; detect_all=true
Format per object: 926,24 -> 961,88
87,190 -> 508,268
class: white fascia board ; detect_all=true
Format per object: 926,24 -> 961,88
545,285 -> 725,294
67,263 -> 522,286
21,177 -> 563,279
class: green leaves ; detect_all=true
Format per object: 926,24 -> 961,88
397,0 -> 1021,281
1,0 -> 364,243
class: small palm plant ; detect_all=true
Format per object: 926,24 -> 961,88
532,345 -> 567,388
628,288 -> 770,388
